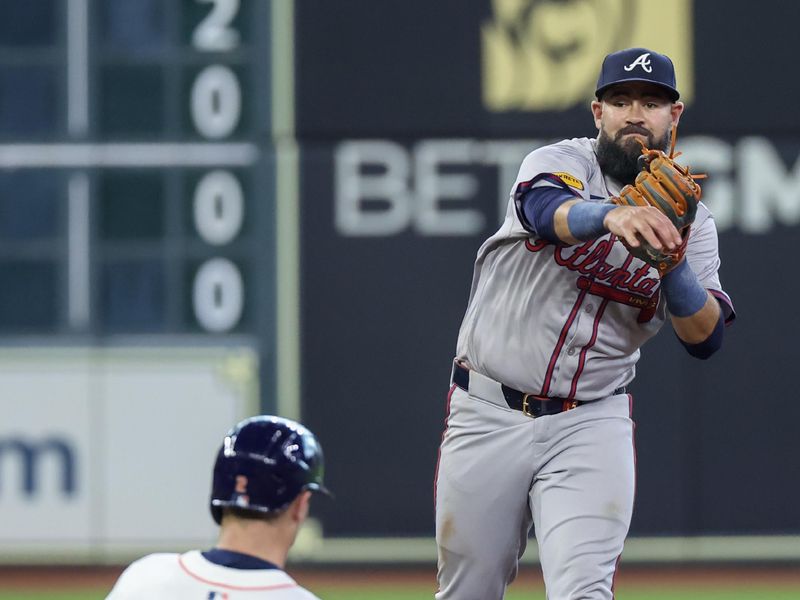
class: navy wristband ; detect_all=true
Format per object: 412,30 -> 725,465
567,202 -> 616,240
660,260 -> 707,317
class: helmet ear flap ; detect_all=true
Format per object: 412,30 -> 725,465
210,504 -> 223,525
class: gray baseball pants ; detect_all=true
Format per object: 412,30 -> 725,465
435,375 -> 635,599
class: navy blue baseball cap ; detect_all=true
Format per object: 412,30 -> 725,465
595,47 -> 680,101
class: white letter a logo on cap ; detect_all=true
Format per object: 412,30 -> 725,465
623,53 -> 652,73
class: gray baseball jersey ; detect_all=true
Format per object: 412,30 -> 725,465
105,551 -> 320,600
436,137 -> 733,599
456,137 -> 732,399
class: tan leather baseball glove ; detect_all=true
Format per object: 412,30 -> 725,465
612,125 -> 705,277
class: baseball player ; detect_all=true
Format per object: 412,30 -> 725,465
435,48 -> 735,600
106,415 -> 331,600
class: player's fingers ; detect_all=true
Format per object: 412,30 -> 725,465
605,210 -> 641,246
634,223 -> 666,250
619,214 -> 661,249
623,230 -> 640,247
641,208 -> 681,248
623,231 -> 641,248
607,206 -> 677,249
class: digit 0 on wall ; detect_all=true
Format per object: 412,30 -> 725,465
188,7 -> 245,334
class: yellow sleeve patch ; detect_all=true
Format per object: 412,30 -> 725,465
552,172 -> 584,191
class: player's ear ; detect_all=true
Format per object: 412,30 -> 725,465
591,100 -> 603,129
289,491 -> 312,524
670,101 -> 685,126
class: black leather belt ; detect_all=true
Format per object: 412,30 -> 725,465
452,362 -> 626,418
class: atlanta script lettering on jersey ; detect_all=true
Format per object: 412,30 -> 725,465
525,237 -> 659,294
525,236 -> 661,321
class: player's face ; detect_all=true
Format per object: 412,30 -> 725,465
593,83 -> 682,149
591,83 -> 684,183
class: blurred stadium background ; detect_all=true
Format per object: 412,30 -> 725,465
0,0 -> 799,597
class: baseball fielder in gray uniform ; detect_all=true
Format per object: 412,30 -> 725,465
435,48 -> 735,600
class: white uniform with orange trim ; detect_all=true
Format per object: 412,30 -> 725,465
435,137 -> 733,600
105,551 -> 320,600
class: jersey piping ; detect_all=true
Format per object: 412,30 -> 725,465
541,284 -> 589,396
178,554 -> 298,592
568,298 -> 610,399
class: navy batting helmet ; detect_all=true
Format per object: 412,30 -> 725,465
210,415 -> 331,524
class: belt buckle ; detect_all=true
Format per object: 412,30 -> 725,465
522,394 -> 579,417
521,393 -> 536,418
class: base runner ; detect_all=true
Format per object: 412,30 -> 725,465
106,416 -> 331,600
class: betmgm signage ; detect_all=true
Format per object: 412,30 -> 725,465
0,436 -> 76,497
481,0 -> 694,111
332,0 -> 800,239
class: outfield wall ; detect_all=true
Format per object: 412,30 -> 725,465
0,0 -> 798,565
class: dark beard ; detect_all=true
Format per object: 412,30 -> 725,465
596,127 -> 671,185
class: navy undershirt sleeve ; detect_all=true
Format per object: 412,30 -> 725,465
678,303 -> 725,359
518,185 -> 616,243
518,186 -> 576,243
